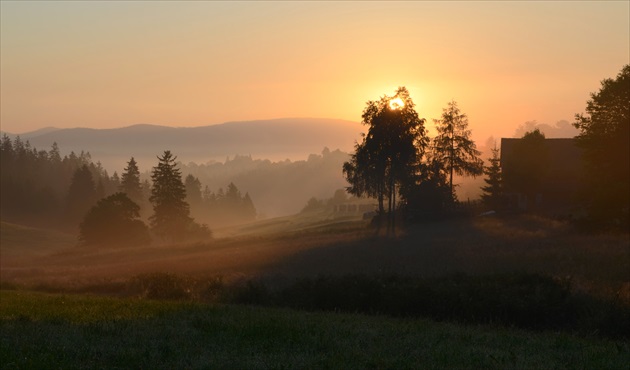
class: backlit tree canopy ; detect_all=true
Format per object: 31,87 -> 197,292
343,87 -> 429,229
574,65 -> 630,226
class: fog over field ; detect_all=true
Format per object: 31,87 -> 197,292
1,118 -> 363,174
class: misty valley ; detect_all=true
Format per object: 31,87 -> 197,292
1,73 -> 629,368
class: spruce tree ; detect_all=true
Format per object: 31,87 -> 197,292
119,157 -> 143,204
480,146 -> 503,209
149,150 -> 193,241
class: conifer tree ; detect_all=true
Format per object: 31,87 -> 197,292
432,100 -> 483,201
480,146 -> 503,209
149,151 -> 190,240
150,150 -> 205,241
119,157 -> 143,204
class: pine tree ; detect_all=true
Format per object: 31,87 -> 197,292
480,146 -> 503,209
432,100 -> 484,201
119,157 -> 143,204
149,150 -> 198,241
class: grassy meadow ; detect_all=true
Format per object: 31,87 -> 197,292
1,290 -> 629,369
1,213 -> 629,368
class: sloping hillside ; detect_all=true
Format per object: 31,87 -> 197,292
7,118 -> 362,173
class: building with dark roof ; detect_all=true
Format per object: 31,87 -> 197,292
500,138 -> 584,212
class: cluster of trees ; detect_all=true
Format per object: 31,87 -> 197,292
467,65 -> 628,229
0,136 -> 118,229
185,176 -> 257,227
0,137 -> 255,245
301,189 -> 350,213
181,148 -> 350,217
79,151 -> 220,246
343,87 -> 483,232
346,64 -> 628,231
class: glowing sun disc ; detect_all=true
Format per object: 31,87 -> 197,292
389,97 -> 404,110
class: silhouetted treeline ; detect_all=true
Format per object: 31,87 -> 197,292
0,135 -> 118,230
185,176 -> 257,227
181,148 -> 350,218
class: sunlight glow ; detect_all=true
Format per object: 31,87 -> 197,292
389,97 -> 405,110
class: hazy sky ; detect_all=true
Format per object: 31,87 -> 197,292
1,1 -> 628,141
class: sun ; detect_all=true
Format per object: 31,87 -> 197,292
389,97 -> 404,110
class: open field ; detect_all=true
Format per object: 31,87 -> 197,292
1,214 -> 629,367
1,290 -> 628,369
2,214 -> 629,302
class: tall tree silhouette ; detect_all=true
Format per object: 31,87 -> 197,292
432,100 -> 483,201
149,150 -> 194,241
480,146 -> 503,209
119,157 -> 143,204
574,65 -> 629,227
343,86 -> 428,233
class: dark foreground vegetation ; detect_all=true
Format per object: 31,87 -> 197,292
1,289 -> 628,369
6,271 -> 627,340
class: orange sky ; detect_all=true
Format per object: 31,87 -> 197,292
1,1 -> 628,142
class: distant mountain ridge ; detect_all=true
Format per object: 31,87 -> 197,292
4,118 -> 363,173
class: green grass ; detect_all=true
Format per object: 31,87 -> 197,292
1,290 -> 628,369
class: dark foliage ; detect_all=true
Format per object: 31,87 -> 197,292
229,274 -> 629,340
574,64 -> 630,229
343,87 -> 429,233
0,136 -> 117,230
480,146 -> 505,209
79,192 -> 150,247
149,150 -> 211,241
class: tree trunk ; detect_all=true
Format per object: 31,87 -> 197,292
392,182 -> 396,237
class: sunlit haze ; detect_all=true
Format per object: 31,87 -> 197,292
389,98 -> 405,110
1,1 -> 628,141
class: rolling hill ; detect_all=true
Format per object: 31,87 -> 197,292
3,118 -> 363,174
